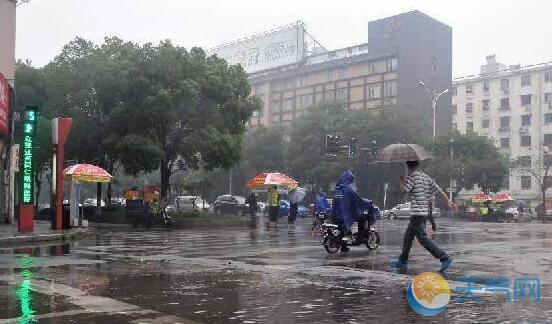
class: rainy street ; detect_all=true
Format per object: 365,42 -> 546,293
0,218 -> 550,323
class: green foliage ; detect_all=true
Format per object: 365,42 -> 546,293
426,132 -> 509,193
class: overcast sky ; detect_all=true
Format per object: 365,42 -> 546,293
14,0 -> 552,77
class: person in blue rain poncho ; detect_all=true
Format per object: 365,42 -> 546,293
332,170 -> 374,252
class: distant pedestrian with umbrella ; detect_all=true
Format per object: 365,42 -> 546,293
288,187 -> 306,229
374,144 -> 455,272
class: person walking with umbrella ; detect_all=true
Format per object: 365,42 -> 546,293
390,160 -> 454,272
374,144 -> 454,272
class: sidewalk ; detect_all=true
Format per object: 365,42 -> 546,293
0,220 -> 89,246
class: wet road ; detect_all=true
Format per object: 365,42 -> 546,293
0,217 -> 552,323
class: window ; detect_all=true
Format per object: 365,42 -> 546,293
482,119 -> 490,128
337,89 -> 348,102
466,84 -> 473,93
451,86 -> 457,96
482,100 -> 490,111
500,78 -> 509,90
521,176 -> 532,190
452,123 -> 457,130
500,116 -> 510,129
520,135 -> 531,147
521,114 -> 531,126
500,138 -> 510,148
545,93 -> 552,103
271,100 -> 282,114
545,134 -> 552,145
338,67 -> 348,80
483,81 -> 490,91
519,156 -> 532,168
466,122 -> 474,132
282,99 -> 294,112
452,105 -> 457,115
545,71 -> 552,82
386,58 -> 397,71
367,84 -> 381,99
521,75 -> 532,87
466,103 -> 473,113
545,113 -> 552,124
300,95 -> 313,109
502,176 -> 510,190
500,98 -> 510,110
384,80 -> 397,97
368,64 -> 375,74
521,94 -> 532,106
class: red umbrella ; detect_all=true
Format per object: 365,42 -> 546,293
246,172 -> 298,190
64,164 -> 112,183
472,192 -> 492,203
492,193 -> 514,204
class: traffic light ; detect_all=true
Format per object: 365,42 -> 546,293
326,135 -> 333,154
325,135 -> 340,155
349,137 -> 356,158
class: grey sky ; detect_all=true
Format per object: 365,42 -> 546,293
15,0 -> 552,78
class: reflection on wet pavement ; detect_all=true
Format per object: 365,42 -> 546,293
0,218 -> 551,323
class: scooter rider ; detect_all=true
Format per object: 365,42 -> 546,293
332,170 -> 373,252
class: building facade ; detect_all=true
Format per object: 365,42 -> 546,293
453,55 -> 552,205
0,0 -> 16,86
245,11 -> 452,136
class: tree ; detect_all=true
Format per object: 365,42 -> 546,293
106,42 -> 260,200
427,132 -> 510,193
521,151 -> 552,212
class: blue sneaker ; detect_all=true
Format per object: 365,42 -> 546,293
390,258 -> 408,268
440,257 -> 452,272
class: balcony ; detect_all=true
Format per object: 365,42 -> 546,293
499,127 -> 510,132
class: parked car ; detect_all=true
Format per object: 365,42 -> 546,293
264,200 -> 309,218
175,196 -> 211,212
385,202 -> 440,219
213,195 -> 249,216
110,198 -> 126,206
83,198 -> 106,207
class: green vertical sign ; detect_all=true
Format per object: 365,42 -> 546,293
21,106 -> 38,204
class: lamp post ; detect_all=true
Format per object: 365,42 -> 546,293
418,81 -> 449,141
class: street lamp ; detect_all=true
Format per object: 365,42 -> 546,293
418,81 -> 449,141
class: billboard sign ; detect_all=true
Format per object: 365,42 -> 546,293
21,106 -> 38,204
210,22 -> 305,74
0,73 -> 10,136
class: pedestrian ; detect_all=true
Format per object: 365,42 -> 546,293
288,188 -> 299,229
246,191 -> 258,227
267,185 -> 280,227
246,191 -> 258,216
391,160 -> 455,272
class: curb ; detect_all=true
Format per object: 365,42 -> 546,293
0,228 -> 90,246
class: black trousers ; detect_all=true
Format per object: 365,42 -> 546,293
399,216 -> 448,262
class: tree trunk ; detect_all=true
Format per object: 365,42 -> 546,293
160,160 -> 170,203
34,174 -> 42,208
543,188 -> 547,216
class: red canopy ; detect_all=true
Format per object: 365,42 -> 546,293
492,193 -> 514,203
472,192 -> 492,203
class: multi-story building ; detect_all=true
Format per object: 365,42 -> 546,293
0,0 -> 16,86
453,55 -> 552,205
213,11 -> 453,137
